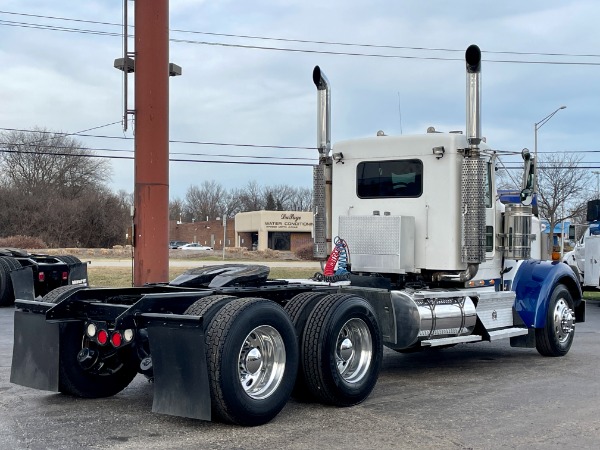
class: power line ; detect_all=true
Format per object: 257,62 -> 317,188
0,142 -> 316,161
0,127 -> 316,151
2,10 -> 600,59
0,148 -> 314,167
2,15 -> 600,66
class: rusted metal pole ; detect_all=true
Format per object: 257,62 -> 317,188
133,0 -> 169,285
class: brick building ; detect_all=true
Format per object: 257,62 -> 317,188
235,211 -> 313,252
169,218 -> 235,250
170,211 -> 314,252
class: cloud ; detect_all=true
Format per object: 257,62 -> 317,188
1,1 -> 598,200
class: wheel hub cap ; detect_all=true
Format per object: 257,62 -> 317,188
238,325 -> 286,400
554,298 -> 575,343
335,318 -> 372,384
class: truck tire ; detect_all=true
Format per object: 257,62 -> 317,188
204,298 -> 298,426
58,322 -> 138,398
535,284 -> 576,357
183,295 -> 238,329
43,284 -> 86,303
0,256 -> 21,306
283,291 -> 329,399
301,293 -> 382,407
56,255 -> 82,266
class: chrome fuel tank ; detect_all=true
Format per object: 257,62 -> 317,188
388,289 -> 477,349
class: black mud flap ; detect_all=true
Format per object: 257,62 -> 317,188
10,311 -> 79,391
68,263 -> 88,286
10,267 -> 35,301
146,314 -> 211,421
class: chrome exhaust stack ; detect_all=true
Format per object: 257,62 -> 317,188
435,45 -> 486,283
312,66 -> 332,260
313,66 -> 331,159
465,44 -> 482,150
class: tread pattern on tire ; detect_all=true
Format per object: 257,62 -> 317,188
42,284 -> 85,304
284,291 -> 329,399
301,293 -> 382,406
205,297 -> 296,425
205,297 -> 264,424
56,255 -> 82,266
183,295 -> 238,330
0,256 -> 21,306
535,284 -> 574,357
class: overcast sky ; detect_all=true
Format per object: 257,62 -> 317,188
1,1 -> 599,200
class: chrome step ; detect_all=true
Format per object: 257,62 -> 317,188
487,327 -> 529,341
421,335 -> 482,347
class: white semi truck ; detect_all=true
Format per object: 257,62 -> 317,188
10,45 -> 585,426
563,203 -> 600,288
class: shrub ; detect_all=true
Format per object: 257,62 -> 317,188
0,235 -> 47,249
295,243 -> 315,261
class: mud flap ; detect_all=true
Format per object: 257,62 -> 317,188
10,311 -> 81,391
67,263 -> 88,286
10,267 -> 35,301
146,315 -> 211,421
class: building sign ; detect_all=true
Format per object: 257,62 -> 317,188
265,213 -> 313,230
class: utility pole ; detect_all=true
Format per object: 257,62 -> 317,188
133,0 -> 170,285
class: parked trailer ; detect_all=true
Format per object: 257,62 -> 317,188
10,45 -> 585,426
0,248 -> 87,306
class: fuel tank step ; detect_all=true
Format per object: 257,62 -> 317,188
421,335 -> 482,347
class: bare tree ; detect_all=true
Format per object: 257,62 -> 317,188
0,128 -> 111,197
537,153 -> 592,257
184,180 -> 228,221
230,181 -> 265,213
0,128 -> 129,247
169,197 -> 185,221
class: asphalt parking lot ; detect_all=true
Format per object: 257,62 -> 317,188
1,302 -> 599,450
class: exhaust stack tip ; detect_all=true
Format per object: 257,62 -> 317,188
313,66 -> 327,90
465,45 -> 481,73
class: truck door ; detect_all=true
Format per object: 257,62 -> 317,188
583,235 -> 600,287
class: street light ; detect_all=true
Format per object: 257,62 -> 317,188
534,105 -> 566,193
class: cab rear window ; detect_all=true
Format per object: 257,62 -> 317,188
357,159 -> 423,198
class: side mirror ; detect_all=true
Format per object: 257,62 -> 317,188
520,148 -> 535,206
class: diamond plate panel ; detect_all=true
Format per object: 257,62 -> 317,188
338,215 -> 414,273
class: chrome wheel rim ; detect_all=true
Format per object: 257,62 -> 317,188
238,325 -> 286,399
335,318 -> 372,384
553,298 -> 575,344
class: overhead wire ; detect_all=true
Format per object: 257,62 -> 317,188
1,10 -> 600,59
0,147 -> 314,166
0,141 -> 316,161
1,13 -> 600,65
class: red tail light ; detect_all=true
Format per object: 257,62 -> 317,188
97,329 -> 109,345
38,272 -> 45,282
62,271 -> 68,281
111,332 -> 122,348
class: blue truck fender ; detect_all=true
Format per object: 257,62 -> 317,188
511,260 -> 583,328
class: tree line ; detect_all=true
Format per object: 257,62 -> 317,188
0,129 -> 312,248
0,129 -> 132,247
169,180 -> 312,223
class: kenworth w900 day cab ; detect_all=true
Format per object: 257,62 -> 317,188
10,45 -> 584,427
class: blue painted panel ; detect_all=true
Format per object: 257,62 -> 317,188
511,260 -> 579,328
